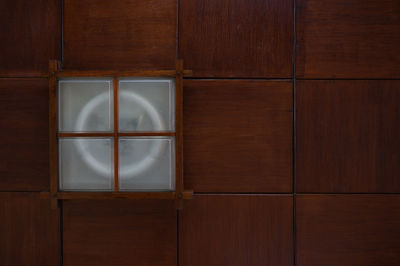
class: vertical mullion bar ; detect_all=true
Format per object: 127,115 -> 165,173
292,0 -> 297,264
49,60 -> 59,209
114,77 -> 119,191
175,60 -> 184,205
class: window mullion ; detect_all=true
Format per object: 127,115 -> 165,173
113,77 -> 119,192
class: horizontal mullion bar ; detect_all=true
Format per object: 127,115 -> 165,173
58,132 -> 176,138
58,132 -> 114,137
55,192 -> 176,200
56,70 -> 193,78
118,132 -> 175,137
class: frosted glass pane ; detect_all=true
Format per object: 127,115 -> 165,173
58,79 -> 113,132
119,78 -> 175,132
119,138 -> 175,191
59,138 -> 114,191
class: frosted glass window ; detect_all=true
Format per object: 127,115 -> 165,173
59,138 -> 114,191
56,76 -> 177,192
58,79 -> 113,132
119,138 -> 175,191
119,79 -> 175,132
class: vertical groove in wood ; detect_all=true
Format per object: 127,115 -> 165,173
175,59 -> 184,204
178,209 -> 183,266
49,60 -> 58,196
292,0 -> 297,265
113,78 -> 119,192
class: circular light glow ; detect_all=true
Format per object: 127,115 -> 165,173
74,90 -> 165,179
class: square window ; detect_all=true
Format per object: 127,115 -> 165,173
59,138 -> 114,191
56,77 -> 176,193
119,78 -> 175,132
119,137 -> 175,191
58,79 -> 113,132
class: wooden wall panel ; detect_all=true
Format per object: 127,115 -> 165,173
64,0 -> 177,70
0,0 -> 61,73
296,0 -> 400,78
297,195 -> 400,266
184,80 -> 292,192
0,79 -> 49,191
181,195 -> 293,266
296,81 -> 400,193
63,200 -> 177,266
179,0 -> 293,78
0,193 -> 59,266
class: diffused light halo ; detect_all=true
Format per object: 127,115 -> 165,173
74,90 -> 164,179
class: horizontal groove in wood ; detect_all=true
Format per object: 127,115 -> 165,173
58,132 -> 176,138
0,71 -> 49,78
38,191 -> 400,200
56,70 -> 192,78
181,190 -> 194,199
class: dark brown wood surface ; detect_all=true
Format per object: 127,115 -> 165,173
296,0 -> 400,78
63,200 -> 177,266
56,191 -> 177,200
183,80 -> 292,192
49,61 -> 59,209
0,193 -> 59,266
296,80 -> 400,192
56,69 -> 192,78
180,195 -> 293,266
175,60 -> 184,204
297,195 -> 400,266
64,0 -> 177,70
2,1 -> 400,265
179,0 -> 293,78
0,79 -> 49,191
0,0 -> 61,73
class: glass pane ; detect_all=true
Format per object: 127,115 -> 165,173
58,79 -> 113,132
118,78 -> 175,132
119,137 -> 175,191
59,138 -> 114,191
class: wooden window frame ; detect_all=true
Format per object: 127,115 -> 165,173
44,60 -> 193,208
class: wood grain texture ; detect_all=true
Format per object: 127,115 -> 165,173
0,193 -> 59,266
296,80 -> 400,192
184,80 -> 292,192
297,195 -> 400,266
179,0 -> 293,78
0,0 -> 61,72
296,0 -> 400,78
0,79 -> 49,191
56,69 -> 191,78
63,200 -> 177,266
49,61 -> 58,205
180,195 -> 293,266
64,0 -> 177,70
56,191 -> 176,200
175,60 -> 184,202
